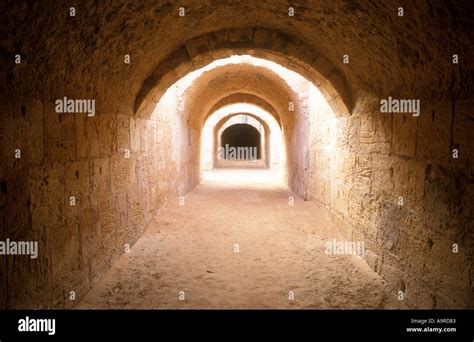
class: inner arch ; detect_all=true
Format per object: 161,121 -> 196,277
220,123 -> 261,160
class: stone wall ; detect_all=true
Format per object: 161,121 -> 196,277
306,93 -> 474,308
0,94 -> 180,308
1,0 -> 472,309
283,78 -> 312,197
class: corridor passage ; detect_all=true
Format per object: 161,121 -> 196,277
2,1 -> 472,311
79,167 -> 401,309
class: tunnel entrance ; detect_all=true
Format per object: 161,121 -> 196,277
219,123 -> 261,160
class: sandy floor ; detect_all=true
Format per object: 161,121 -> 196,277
78,167 -> 403,309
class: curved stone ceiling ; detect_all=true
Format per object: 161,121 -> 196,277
181,63 -> 302,130
215,112 -> 272,136
3,1 -> 471,115
206,93 -> 280,126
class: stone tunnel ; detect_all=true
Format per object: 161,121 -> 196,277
0,1 -> 473,309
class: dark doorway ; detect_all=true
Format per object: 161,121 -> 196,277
221,124 -> 261,160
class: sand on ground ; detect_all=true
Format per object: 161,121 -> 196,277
78,167 -> 403,309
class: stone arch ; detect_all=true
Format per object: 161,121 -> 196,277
206,93 -> 281,127
134,28 -> 354,118
215,113 -> 270,167
215,112 -> 271,136
178,61 -> 307,145
219,122 -> 262,160
201,104 -> 282,171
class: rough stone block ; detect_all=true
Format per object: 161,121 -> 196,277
130,118 -> 145,153
99,114 -> 116,157
44,102 -> 77,162
416,104 -> 450,160
24,99 -> 44,164
89,158 -> 110,208
393,113 -> 417,157
111,154 -> 135,193
312,55 -> 334,78
364,249 -> 381,273
228,28 -> 253,44
65,161 -> 90,210
75,114 -> 101,159
116,114 -> 130,152
185,35 -> 210,59
51,219 -> 81,290
454,101 -> 474,163
252,28 -> 274,48
424,164 -> 463,239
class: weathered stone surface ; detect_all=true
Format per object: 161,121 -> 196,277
44,104 -> 77,163
416,104 -> 451,160
0,1 -> 472,310
393,113 -> 417,157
